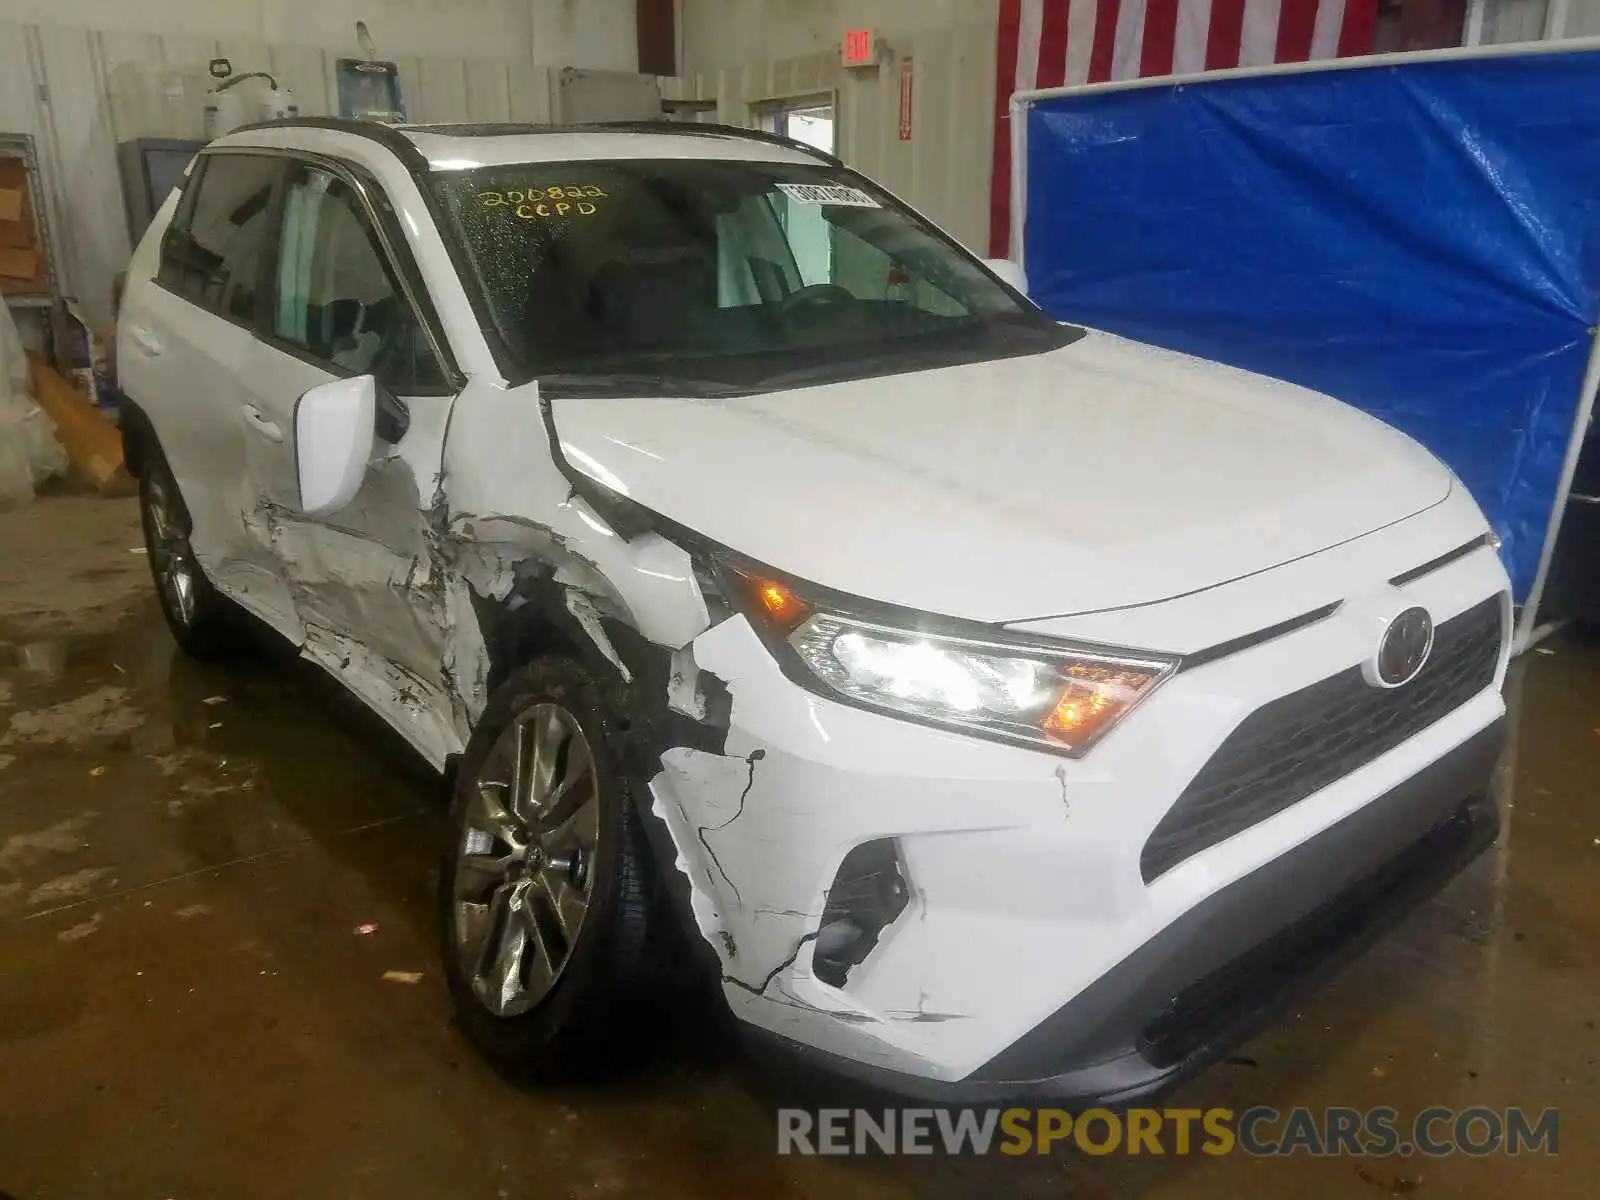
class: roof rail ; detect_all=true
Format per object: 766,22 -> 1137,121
593,120 -> 841,166
226,115 -> 433,173
225,115 -> 841,168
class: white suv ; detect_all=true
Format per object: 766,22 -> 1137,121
117,118 -> 1511,1103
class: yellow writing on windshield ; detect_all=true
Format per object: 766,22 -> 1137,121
477,185 -> 607,220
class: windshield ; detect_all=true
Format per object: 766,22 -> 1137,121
431,157 -> 1077,394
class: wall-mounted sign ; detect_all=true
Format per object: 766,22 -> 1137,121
336,58 -> 406,123
899,56 -> 915,141
843,28 -> 877,68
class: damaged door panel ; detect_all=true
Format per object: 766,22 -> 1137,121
237,154 -> 472,767
129,152 -> 301,638
439,379 -> 713,695
243,366 -> 462,767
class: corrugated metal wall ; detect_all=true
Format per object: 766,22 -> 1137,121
0,22 -> 573,329
664,23 -> 999,256
1482,0 -> 1552,41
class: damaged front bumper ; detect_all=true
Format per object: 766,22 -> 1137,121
645,563 -> 1507,1103
741,722 -> 1501,1104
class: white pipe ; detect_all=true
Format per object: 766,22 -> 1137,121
1514,317 -> 1600,652
1009,92 -> 1027,266
1518,620 -> 1568,652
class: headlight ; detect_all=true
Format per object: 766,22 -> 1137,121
722,567 -> 1175,756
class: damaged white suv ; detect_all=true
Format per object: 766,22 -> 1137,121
118,118 -> 1511,1103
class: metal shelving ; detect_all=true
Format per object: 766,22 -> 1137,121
0,131 -> 58,306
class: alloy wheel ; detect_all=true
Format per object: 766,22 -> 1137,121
145,476 -> 197,629
453,702 -> 601,1017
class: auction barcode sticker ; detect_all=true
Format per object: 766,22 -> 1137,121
775,183 -> 881,208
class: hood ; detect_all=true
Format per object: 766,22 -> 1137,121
549,331 -> 1451,624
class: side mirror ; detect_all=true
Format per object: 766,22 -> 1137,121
984,257 -> 1028,296
295,375 -> 375,516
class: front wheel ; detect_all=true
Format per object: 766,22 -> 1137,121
439,657 -> 668,1078
138,458 -> 239,658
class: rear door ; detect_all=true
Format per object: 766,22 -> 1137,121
238,155 -> 465,763
122,151 -> 300,636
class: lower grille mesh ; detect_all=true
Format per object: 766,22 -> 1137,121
1141,596 -> 1504,883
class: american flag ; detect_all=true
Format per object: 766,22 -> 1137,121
990,0 -> 1379,255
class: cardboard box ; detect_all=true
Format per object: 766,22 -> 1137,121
0,244 -> 38,281
0,160 -> 36,248
27,355 -> 133,495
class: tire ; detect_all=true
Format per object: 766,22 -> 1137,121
439,656 -> 667,1078
138,454 -> 240,659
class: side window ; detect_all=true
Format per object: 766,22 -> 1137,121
159,153 -> 284,322
271,165 -> 447,393
156,159 -> 205,294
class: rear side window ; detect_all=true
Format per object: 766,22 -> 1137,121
158,153 -> 286,324
270,164 -> 447,393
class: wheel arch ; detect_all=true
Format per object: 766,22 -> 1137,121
119,395 -> 159,481
468,572 -> 733,991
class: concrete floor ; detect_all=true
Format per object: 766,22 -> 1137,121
0,493 -> 1595,1199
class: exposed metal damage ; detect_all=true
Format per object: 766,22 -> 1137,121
249,375 -> 942,1072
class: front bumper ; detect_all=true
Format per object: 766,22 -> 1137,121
646,525 -> 1510,1098
744,718 -> 1501,1104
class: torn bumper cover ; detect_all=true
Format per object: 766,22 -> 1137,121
745,724 -> 1501,1105
647,612 -> 1505,1105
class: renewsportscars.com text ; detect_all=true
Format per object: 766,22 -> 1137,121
777,1106 -> 1559,1158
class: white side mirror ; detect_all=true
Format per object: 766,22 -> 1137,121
985,257 -> 1028,296
295,375 -> 375,516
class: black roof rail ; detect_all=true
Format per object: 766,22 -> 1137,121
592,120 -> 841,165
227,115 -> 433,173
226,115 -> 840,168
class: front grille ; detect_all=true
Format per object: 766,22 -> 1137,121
1139,795 -> 1496,1068
1141,595 -> 1504,883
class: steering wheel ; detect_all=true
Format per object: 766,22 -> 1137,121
779,283 -> 855,315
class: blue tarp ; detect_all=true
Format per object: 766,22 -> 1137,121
1024,49 -> 1600,600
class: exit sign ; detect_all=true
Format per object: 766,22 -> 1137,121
843,28 -> 876,68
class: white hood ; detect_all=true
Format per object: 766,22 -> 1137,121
550,330 -> 1452,624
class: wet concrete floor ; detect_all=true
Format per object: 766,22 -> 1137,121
0,494 -> 1595,1198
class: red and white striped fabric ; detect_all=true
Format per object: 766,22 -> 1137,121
989,0 -> 1379,255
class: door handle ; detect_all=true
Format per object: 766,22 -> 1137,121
240,404 -> 284,443
127,325 -> 163,356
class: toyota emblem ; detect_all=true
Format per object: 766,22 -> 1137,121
1376,606 -> 1434,687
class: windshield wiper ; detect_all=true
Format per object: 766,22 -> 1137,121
754,341 -> 980,392
536,371 -> 752,399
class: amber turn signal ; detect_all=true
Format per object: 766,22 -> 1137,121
733,570 -> 812,634
1042,663 -> 1165,749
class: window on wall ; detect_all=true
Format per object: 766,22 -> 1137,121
776,105 -> 835,156
271,164 -> 446,392
1375,0 -> 1467,51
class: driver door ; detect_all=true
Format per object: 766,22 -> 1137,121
238,156 -> 464,760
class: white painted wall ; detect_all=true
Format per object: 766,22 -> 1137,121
1479,0 -> 1552,41
1558,0 -> 1600,35
672,0 -> 999,254
1475,0 -> 1600,41
682,0 -> 987,73
0,0 -> 639,65
0,0 -> 640,331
